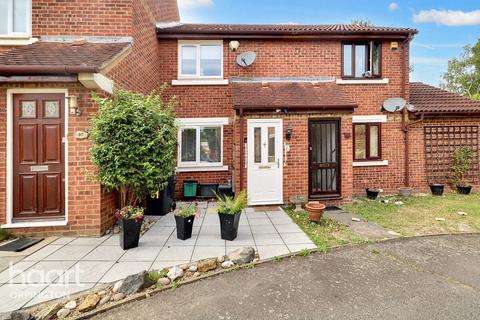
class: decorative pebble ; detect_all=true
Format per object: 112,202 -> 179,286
97,290 -> 107,297
99,294 -> 111,306
221,260 -> 235,269
113,280 -> 123,293
57,308 -> 71,319
217,255 -> 225,263
157,277 -> 171,286
188,265 -> 198,272
193,272 -> 201,277
180,264 -> 189,270
64,300 -> 77,310
111,293 -> 125,301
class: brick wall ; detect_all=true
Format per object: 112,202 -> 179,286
158,38 -> 411,203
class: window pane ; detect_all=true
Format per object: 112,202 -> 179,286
200,127 -> 221,163
200,45 -> 222,77
372,42 -> 381,76
14,0 -> 28,33
343,45 -> 352,76
181,128 -> 196,162
0,1 -> 9,34
369,125 -> 379,158
355,125 -> 366,160
268,127 -> 275,163
254,127 -> 261,164
355,45 -> 366,77
181,46 -> 197,75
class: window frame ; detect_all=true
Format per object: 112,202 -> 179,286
177,118 -> 228,169
353,123 -> 382,161
177,40 -> 224,80
341,41 -> 382,79
0,0 -> 32,38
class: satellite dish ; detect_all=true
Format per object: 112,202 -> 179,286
236,51 -> 256,67
383,97 -> 407,112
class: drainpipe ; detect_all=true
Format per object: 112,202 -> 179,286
401,34 -> 423,187
239,108 -> 244,191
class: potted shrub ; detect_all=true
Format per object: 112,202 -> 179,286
305,201 -> 326,222
429,183 -> 445,196
216,191 -> 247,241
449,147 -> 474,195
115,206 -> 144,249
90,88 -> 177,249
174,206 -> 197,240
366,188 -> 381,200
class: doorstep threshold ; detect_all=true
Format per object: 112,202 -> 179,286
2,219 -> 67,229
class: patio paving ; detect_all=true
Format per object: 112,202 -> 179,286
0,202 -> 315,313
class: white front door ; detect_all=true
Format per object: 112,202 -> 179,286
247,119 -> 283,205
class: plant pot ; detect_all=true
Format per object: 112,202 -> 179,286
366,188 -> 380,200
305,201 -> 326,222
457,185 -> 472,195
398,187 -> 413,198
175,215 -> 195,240
146,176 -> 176,216
119,218 -> 143,250
218,211 -> 241,241
429,184 -> 445,196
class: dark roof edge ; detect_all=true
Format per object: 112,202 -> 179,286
0,65 -> 100,75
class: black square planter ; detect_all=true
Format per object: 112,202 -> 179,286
218,211 -> 241,241
119,219 -> 143,250
175,215 -> 195,240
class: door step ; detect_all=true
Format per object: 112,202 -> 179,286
0,238 -> 44,252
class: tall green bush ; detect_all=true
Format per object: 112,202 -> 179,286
449,146 -> 474,186
90,87 -> 177,208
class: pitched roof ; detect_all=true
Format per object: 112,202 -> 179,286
0,40 -> 132,74
157,23 -> 416,39
410,82 -> 480,115
232,81 -> 357,111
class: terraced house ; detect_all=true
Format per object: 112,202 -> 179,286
0,0 -> 479,236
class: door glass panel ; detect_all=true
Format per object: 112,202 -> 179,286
370,125 -> 379,158
21,101 -> 36,118
267,127 -> 275,163
181,46 -> 197,75
14,0 -> 28,33
254,127 -> 261,163
181,128 -> 196,162
355,125 -> 366,159
355,45 -> 366,77
44,101 -> 60,118
200,127 -> 221,163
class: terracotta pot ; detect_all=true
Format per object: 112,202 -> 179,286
305,201 -> 326,222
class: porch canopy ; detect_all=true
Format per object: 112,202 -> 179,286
232,79 -> 357,112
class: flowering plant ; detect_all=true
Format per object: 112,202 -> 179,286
114,206 -> 144,223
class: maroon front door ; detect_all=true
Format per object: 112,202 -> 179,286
13,93 -> 65,222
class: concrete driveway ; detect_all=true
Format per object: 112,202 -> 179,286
92,234 -> 480,320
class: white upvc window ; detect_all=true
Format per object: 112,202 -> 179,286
177,118 -> 229,171
0,0 -> 32,37
178,40 -> 223,79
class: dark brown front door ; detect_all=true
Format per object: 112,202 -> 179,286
13,93 -> 65,221
309,119 -> 341,198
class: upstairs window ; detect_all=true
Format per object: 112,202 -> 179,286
0,0 -> 31,36
354,123 -> 381,161
342,42 -> 381,78
178,41 -> 223,79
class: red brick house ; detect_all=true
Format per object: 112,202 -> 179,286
1,0 -> 479,236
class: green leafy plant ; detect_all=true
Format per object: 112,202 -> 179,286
273,256 -> 283,263
0,228 -> 15,242
245,262 -> 255,269
114,206 -> 144,222
216,191 -> 248,215
298,248 -> 310,257
148,270 -> 165,283
174,206 -> 197,218
90,87 -> 177,209
449,147 -> 474,186
371,247 -> 381,254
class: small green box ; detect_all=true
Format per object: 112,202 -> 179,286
183,180 -> 198,198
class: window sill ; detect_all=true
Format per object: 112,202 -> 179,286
336,78 -> 389,85
176,165 -> 229,172
353,160 -> 389,167
172,79 -> 229,86
0,37 -> 38,46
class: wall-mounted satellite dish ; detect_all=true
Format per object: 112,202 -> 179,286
237,51 -> 256,67
383,97 -> 407,112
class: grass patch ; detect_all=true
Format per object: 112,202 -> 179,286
284,208 -> 364,251
344,192 -> 480,237
0,228 -> 15,243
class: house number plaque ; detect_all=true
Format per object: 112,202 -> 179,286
74,131 -> 89,140
31,165 -> 49,172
